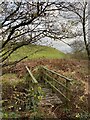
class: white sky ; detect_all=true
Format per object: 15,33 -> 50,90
0,0 -> 88,53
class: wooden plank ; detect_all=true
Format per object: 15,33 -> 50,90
42,66 -> 72,82
44,72 -> 71,91
44,79 -> 70,102
26,66 -> 38,84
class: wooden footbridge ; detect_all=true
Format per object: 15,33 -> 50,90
2,65 -> 73,119
26,65 -> 72,110
2,65 -> 88,119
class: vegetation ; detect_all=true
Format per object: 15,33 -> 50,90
2,73 -> 43,119
70,40 -> 88,60
0,0 -> 89,119
1,58 -> 89,119
9,45 -> 66,61
1,1 -> 89,68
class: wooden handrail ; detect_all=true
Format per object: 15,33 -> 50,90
41,66 -> 72,82
26,65 -> 71,105
26,66 -> 38,84
40,66 -> 72,104
44,72 -> 71,91
44,79 -> 70,102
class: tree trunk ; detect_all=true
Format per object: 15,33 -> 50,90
83,2 -> 90,61
83,2 -> 90,114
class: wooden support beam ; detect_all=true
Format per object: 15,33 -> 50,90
26,66 -> 38,84
44,79 -> 70,102
41,66 -> 72,82
44,72 -> 71,91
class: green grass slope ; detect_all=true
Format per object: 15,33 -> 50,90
9,44 -> 66,61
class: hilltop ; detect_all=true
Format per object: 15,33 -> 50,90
9,44 -> 66,61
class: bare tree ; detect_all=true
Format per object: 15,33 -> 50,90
0,1 -> 89,63
71,40 -> 85,52
70,40 -> 88,59
54,0 -> 90,113
55,0 -> 89,60
0,0 -> 57,67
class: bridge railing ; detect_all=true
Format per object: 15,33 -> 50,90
39,66 -> 73,108
26,66 -> 38,84
26,65 -> 73,108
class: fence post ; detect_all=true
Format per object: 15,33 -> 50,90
51,73 -> 55,93
65,80 -> 70,109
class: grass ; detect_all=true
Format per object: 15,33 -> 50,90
1,73 -> 24,87
9,44 -> 66,61
1,58 -> 89,119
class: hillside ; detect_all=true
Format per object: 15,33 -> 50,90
9,44 -> 66,61
2,58 -> 89,119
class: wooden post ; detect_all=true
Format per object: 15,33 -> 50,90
38,67 -> 43,83
65,80 -> 70,110
52,73 -> 55,93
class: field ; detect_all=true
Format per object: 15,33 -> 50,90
1,45 -> 89,119
9,44 -> 66,61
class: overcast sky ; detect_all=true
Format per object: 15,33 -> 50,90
0,0 -> 88,53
